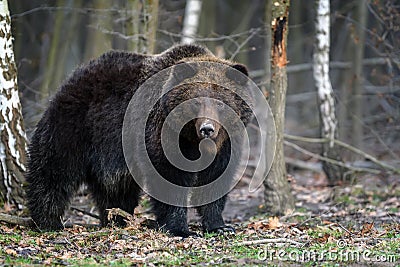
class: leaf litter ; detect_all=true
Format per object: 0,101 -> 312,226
1,170 -> 399,265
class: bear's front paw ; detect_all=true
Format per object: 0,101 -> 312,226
208,225 -> 235,235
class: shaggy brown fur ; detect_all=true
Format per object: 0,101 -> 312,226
26,44 -> 252,237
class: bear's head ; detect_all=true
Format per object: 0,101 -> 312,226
160,59 -> 253,153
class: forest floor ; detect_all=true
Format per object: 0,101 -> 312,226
1,170 -> 399,266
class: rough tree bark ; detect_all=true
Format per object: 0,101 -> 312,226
263,0 -> 295,215
0,0 -> 27,209
181,0 -> 202,44
313,0 -> 344,184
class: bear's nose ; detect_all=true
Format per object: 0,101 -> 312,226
200,123 -> 215,138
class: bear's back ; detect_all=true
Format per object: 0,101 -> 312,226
31,44 -> 214,161
51,44 -> 212,108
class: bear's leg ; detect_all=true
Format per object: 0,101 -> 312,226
88,177 -> 141,227
196,195 -> 234,234
151,199 -> 196,237
27,172 -> 80,231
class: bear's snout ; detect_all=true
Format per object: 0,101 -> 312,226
199,121 -> 215,138
196,118 -> 220,139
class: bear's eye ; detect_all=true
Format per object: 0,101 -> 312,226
217,102 -> 224,109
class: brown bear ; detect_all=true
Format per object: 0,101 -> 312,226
26,44 -> 253,237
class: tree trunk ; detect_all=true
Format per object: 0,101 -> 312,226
54,0 -> 81,87
263,0 -> 295,216
0,0 -> 27,210
155,0 -> 186,53
128,0 -> 159,54
39,0 -> 64,99
181,0 -> 202,44
83,0 -> 112,61
351,0 -> 367,152
313,0 -> 344,184
143,0 -> 159,54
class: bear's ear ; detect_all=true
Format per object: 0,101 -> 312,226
171,61 -> 198,84
225,63 -> 249,86
163,62 -> 198,95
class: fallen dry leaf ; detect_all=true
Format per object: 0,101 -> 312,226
5,248 -> 17,256
315,233 -> 330,243
268,216 -> 282,230
247,216 -> 282,231
360,222 -> 375,236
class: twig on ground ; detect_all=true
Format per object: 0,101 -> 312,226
336,222 -> 354,236
70,206 -> 101,220
296,201 -> 344,228
279,211 -> 311,222
235,238 -> 302,246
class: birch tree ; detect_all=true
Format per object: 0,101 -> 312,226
0,0 -> 27,209
263,0 -> 294,215
313,0 -> 344,183
181,0 -> 202,44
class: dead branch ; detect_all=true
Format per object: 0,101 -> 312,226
11,6 -> 127,18
284,134 -> 400,174
284,140 -> 381,174
87,25 -> 146,41
285,157 -> 322,172
229,28 -> 260,60
0,213 -> 33,227
157,28 -> 261,42
107,208 -> 134,225
249,57 -> 392,78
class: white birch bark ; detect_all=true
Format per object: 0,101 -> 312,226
181,0 -> 202,44
313,0 -> 343,182
0,0 -> 27,208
